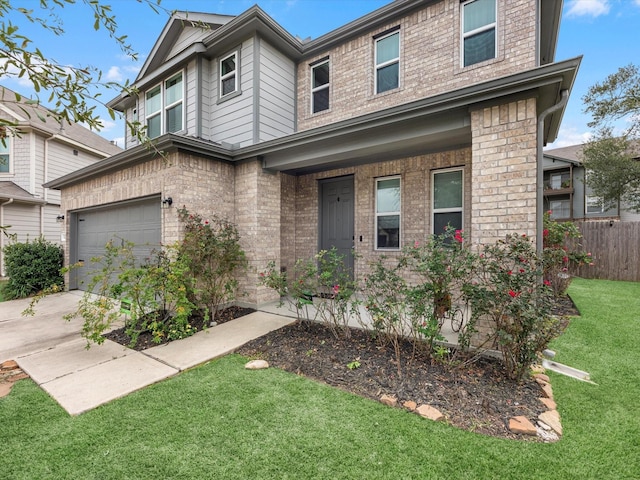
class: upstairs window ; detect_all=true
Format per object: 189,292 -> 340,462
165,73 -> 183,133
311,59 -> 330,113
375,30 -> 400,94
145,72 -> 183,139
0,134 -> 10,173
376,176 -> 401,250
462,0 -> 496,67
220,52 -> 238,97
433,169 -> 463,233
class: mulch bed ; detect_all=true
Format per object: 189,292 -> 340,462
106,296 -> 580,440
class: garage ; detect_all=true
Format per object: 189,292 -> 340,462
70,196 -> 161,290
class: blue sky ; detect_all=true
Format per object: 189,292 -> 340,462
3,0 -> 640,149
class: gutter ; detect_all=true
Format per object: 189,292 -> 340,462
0,198 -> 14,277
536,89 -> 569,254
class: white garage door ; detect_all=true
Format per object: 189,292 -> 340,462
72,197 -> 161,290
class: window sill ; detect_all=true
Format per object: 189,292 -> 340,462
217,90 -> 242,105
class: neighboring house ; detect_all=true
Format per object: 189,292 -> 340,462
0,86 -> 122,276
543,143 -> 640,222
45,0 -> 580,308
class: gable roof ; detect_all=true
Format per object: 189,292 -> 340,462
0,181 -> 46,204
0,86 -> 122,157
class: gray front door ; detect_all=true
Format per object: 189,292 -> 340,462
72,197 -> 161,290
320,176 -> 354,275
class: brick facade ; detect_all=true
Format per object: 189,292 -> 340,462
297,0 -> 537,131
470,97 -> 538,248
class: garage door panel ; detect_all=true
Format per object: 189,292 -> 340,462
73,198 -> 161,290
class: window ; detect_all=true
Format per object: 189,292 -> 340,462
375,30 -> 399,94
311,60 -> 330,113
220,52 -> 237,97
0,132 -> 10,173
165,73 -> 183,133
433,169 -> 463,233
549,172 -> 570,190
462,0 -> 496,67
586,195 -> 605,214
376,177 -> 401,249
144,72 -> 183,139
549,199 -> 570,219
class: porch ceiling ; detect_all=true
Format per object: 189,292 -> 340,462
260,108 -> 472,174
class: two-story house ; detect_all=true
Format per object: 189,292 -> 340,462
45,0 -> 580,308
0,86 -> 122,276
543,143 -> 640,222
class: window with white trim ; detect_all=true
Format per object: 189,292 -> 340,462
432,168 -> 463,233
311,59 -> 330,113
220,51 -> 238,97
144,72 -> 183,139
0,129 -> 10,173
375,30 -> 400,94
462,0 -> 497,67
376,176 -> 401,250
586,195 -> 605,214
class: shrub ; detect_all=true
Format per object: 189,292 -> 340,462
177,207 -> 247,322
542,211 -> 592,297
1,236 -> 63,300
465,234 -> 567,381
260,248 -> 358,338
65,239 -> 198,348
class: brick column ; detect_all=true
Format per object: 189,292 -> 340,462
234,159 -> 282,307
470,98 -> 538,249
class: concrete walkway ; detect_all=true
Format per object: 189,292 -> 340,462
0,292 -> 294,415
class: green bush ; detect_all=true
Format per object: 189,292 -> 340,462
2,236 -> 63,300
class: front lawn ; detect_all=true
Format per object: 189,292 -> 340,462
0,278 -> 638,479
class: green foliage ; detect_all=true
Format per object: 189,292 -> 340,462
465,234 -> 567,381
177,207 -> 247,322
64,239 -> 197,348
582,63 -> 640,211
582,131 -> 640,212
259,248 -> 359,338
1,236 -> 63,300
542,211 -> 593,297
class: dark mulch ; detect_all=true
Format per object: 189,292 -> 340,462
103,306 -> 256,351
106,296 -> 579,440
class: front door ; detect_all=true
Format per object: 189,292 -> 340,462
320,176 -> 354,275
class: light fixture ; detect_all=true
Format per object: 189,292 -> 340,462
56,214 -> 65,223
161,197 -> 173,208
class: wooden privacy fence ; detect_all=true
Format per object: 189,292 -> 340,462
573,220 -> 640,282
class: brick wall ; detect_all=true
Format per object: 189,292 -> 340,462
286,148 -> 472,280
470,97 -> 538,248
297,0 -> 537,131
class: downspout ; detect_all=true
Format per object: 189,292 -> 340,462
536,89 -> 569,254
1,198 -> 14,277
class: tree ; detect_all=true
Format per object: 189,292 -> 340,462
0,0 -> 159,133
582,64 -> 640,212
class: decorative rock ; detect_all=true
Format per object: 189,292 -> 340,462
380,394 -> 398,407
0,383 -> 12,398
508,416 -> 538,436
402,400 -> 417,411
540,383 -> 553,399
7,372 -> 29,383
416,404 -> 444,422
244,360 -> 269,370
536,425 -> 560,442
539,410 -> 562,436
539,397 -> 557,410
530,364 -> 545,374
1,360 -> 18,370
534,373 -> 550,383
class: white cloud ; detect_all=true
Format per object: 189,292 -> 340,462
566,0 -> 611,18
635,0 -> 640,6
546,127 -> 593,149
106,66 -> 124,82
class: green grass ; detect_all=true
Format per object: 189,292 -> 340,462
0,279 -> 7,301
1,278 -> 639,479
